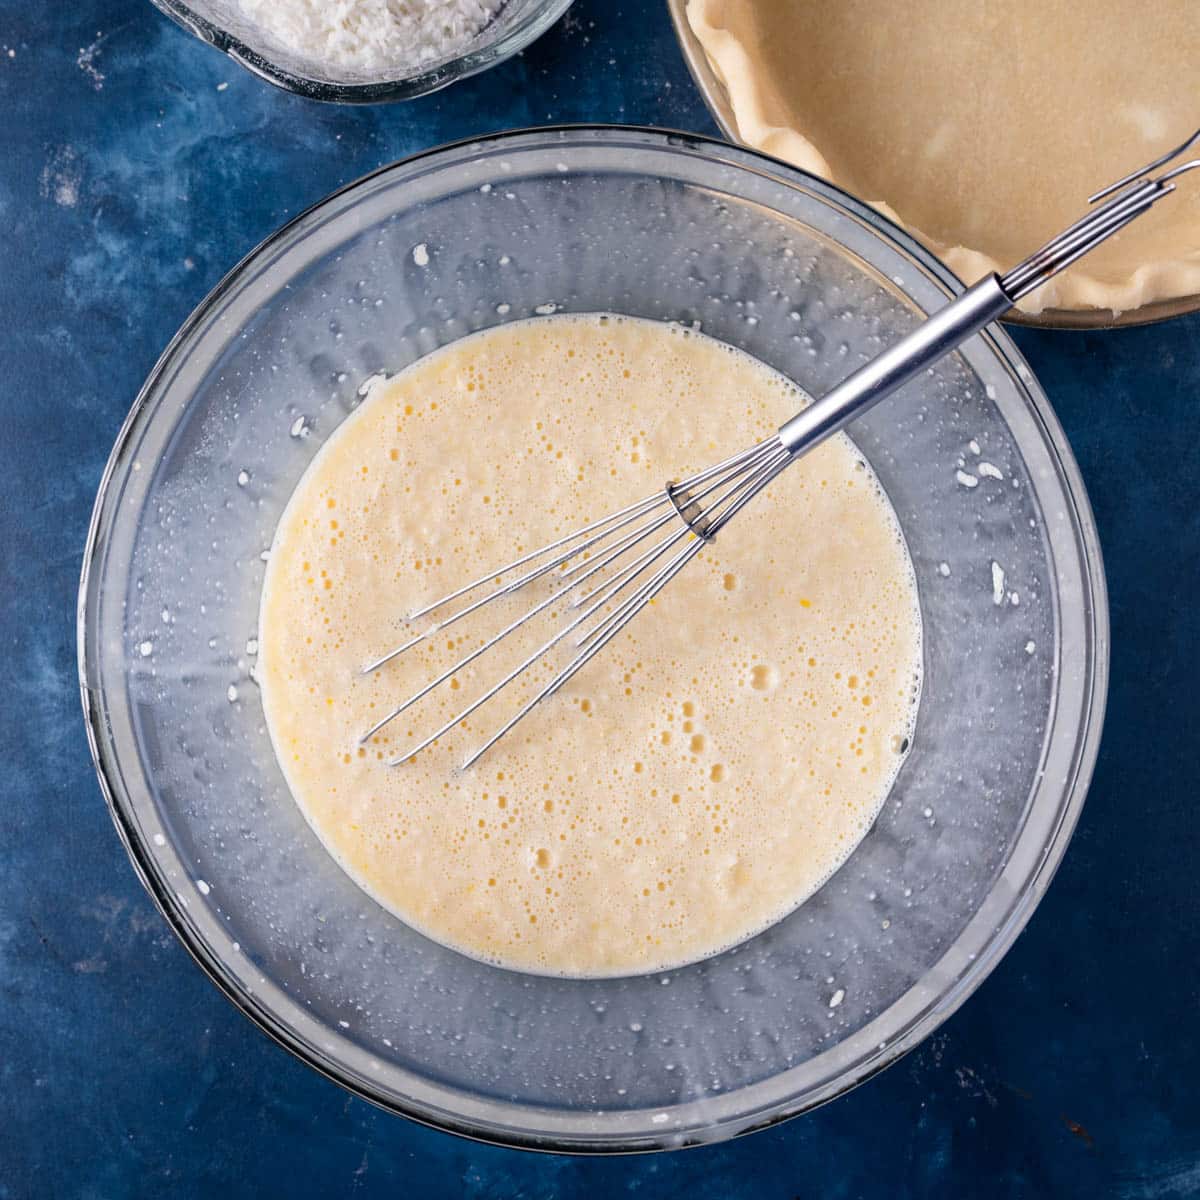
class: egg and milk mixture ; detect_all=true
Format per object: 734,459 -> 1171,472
259,314 -> 922,976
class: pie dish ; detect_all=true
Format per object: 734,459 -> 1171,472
679,0 -> 1200,322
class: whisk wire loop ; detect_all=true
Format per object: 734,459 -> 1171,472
370,436 -> 785,764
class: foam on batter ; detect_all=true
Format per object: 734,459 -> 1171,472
259,314 -> 922,977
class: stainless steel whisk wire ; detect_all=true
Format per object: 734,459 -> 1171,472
361,129 -> 1199,768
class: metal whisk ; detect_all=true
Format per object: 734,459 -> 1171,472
363,129 -> 1199,768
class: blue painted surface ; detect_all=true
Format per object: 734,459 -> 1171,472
1,1 -> 1198,1195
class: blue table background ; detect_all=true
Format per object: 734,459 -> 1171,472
2,3 -> 1198,1196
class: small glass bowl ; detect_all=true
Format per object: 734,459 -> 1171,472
666,0 -> 1200,330
148,0 -> 574,103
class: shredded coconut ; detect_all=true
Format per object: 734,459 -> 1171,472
990,561 -> 1006,606
234,0 -> 505,73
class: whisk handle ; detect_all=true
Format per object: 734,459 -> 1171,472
778,126 -> 1200,458
777,274 -> 1012,456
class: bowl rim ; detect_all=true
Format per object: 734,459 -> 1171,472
663,0 -> 1200,331
146,0 -> 576,103
78,123 -> 1109,1153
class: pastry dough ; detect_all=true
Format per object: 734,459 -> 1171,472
686,0 -> 1200,314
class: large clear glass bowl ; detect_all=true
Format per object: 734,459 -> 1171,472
148,0 -> 574,103
79,127 -> 1107,1152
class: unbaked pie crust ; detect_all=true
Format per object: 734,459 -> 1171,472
686,0 -> 1200,314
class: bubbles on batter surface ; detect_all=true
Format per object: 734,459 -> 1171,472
258,313 -> 923,976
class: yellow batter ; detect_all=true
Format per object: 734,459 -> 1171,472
259,315 -> 922,977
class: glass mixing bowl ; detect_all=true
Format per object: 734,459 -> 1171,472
79,127 -> 1107,1151
148,0 -> 574,102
